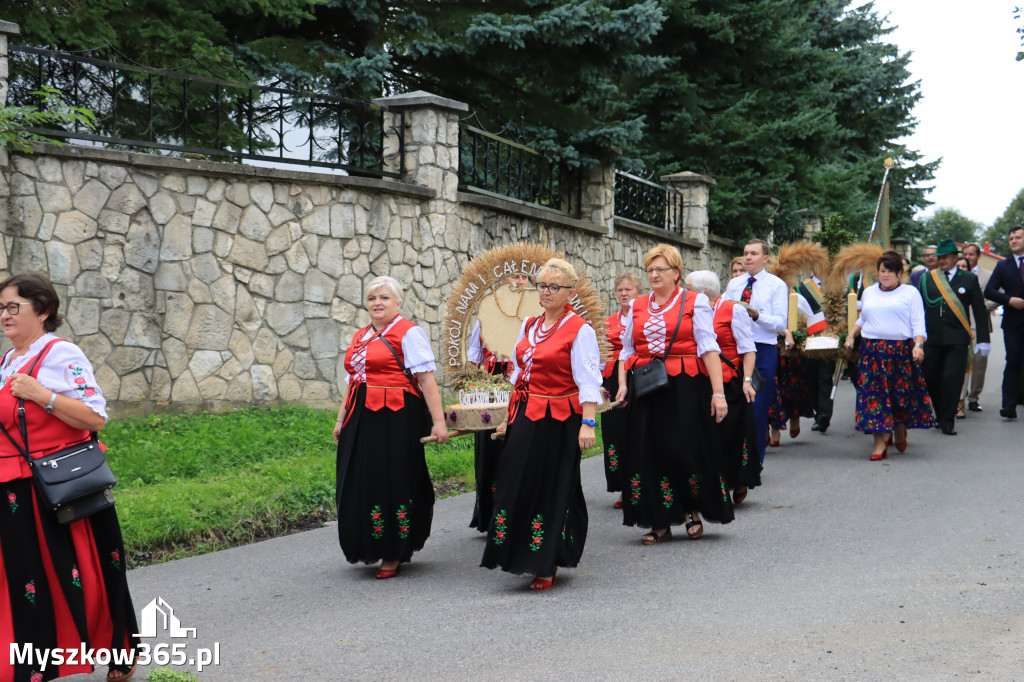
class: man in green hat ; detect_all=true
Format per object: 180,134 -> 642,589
919,238 -> 990,435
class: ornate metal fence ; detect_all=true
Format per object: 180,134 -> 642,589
614,171 -> 684,233
458,125 -> 580,217
6,45 -> 404,177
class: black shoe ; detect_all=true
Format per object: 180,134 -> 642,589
811,422 -> 821,432
968,402 -> 982,412
817,419 -> 829,434
940,424 -> 958,436
999,409 -> 1018,419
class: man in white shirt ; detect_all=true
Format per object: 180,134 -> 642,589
960,243 -> 995,413
724,239 -> 789,466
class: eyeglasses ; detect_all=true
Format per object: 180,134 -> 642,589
0,302 -> 24,316
535,282 -> 569,294
645,267 -> 677,276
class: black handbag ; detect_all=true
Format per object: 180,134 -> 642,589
633,289 -> 686,398
718,353 -> 766,393
0,347 -> 116,524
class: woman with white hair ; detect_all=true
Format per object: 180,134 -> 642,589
686,270 -> 760,504
482,258 -> 602,591
333,276 -> 449,579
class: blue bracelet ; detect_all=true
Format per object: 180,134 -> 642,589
581,418 -> 597,427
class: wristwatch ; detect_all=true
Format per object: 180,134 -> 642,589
44,392 -> 57,413
743,377 -> 753,383
581,418 -> 597,427
914,342 -> 924,348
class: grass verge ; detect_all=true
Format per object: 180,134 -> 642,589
102,406 -> 602,567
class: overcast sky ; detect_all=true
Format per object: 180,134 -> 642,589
866,0 -> 1023,227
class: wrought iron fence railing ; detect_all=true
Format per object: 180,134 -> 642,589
458,125 -> 580,217
6,45 -> 404,177
614,171 -> 684,234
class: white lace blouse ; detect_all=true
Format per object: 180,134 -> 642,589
0,333 -> 108,420
507,313 -> 604,405
619,290 -> 721,362
343,316 -> 436,385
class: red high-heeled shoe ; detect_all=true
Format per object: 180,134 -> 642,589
869,444 -> 889,461
894,437 -> 908,453
529,568 -> 557,591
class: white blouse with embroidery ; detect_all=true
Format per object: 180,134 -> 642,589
0,333 -> 108,420
507,313 -> 604,406
619,290 -> 721,362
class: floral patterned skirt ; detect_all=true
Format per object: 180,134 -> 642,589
768,353 -> 815,430
0,477 -> 139,682
335,384 -> 435,564
718,376 -> 761,489
469,430 -> 503,532
855,338 -> 936,433
621,370 -> 734,529
480,396 -> 588,577
601,368 -> 627,492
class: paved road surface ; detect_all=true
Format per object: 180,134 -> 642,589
77,335 -> 1024,680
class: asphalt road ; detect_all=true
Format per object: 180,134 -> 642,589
80,334 -> 1023,680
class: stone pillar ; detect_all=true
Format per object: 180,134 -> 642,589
0,20 -> 21,261
579,163 -> 614,232
662,171 -> 716,245
801,212 -> 823,241
373,90 -> 468,202
891,237 -> 912,262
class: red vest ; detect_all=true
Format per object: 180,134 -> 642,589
513,312 -> 587,422
602,312 -> 627,378
0,340 -> 96,483
713,300 -> 741,384
343,317 -> 421,421
625,288 -> 706,377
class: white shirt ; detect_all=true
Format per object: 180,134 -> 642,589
507,313 -> 603,405
723,269 -> 789,344
344,316 -> 436,384
466,319 -> 485,364
0,333 -> 108,420
856,284 -> 927,341
619,290 -> 721,361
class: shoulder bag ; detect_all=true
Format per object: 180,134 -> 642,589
633,289 -> 686,398
718,353 -> 765,393
0,343 -> 116,524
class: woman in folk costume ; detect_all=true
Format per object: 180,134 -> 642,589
482,259 -> 602,591
767,301 -> 816,446
333,276 -> 449,579
615,244 -> 732,544
601,272 -> 642,509
0,273 -> 138,682
686,270 -> 760,505
844,251 -> 934,460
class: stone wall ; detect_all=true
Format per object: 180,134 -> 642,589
1,39 -> 735,416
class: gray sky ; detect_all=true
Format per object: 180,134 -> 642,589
867,0 -> 1023,228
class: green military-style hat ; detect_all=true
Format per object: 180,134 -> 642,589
934,238 -> 959,257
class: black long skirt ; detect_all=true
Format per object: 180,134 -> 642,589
469,430 -> 503,532
718,376 -> 761,490
622,370 -> 734,528
336,384 -> 434,564
600,367 -> 627,492
480,400 -> 588,577
0,478 -> 139,681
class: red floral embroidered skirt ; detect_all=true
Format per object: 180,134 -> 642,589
855,338 -> 936,434
480,394 -> 588,577
600,364 -> 627,493
335,384 -> 435,564
0,478 -> 138,682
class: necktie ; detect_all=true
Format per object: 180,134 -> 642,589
1018,257 -> 1024,282
741,276 -> 755,304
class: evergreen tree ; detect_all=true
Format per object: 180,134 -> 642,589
921,208 -> 984,246
983,188 -> 1024,256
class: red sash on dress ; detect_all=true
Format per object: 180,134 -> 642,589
0,339 -> 95,483
342,318 -> 422,423
512,313 -> 587,423
713,300 -> 741,384
625,289 -> 707,377
602,312 -> 626,378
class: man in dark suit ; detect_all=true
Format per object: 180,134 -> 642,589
983,224 -> 1024,419
910,244 -> 938,287
919,239 -> 990,435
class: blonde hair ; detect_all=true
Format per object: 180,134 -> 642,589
537,258 -> 579,286
642,244 -> 683,283
730,256 -> 745,272
613,271 -> 644,292
365,275 -> 403,303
